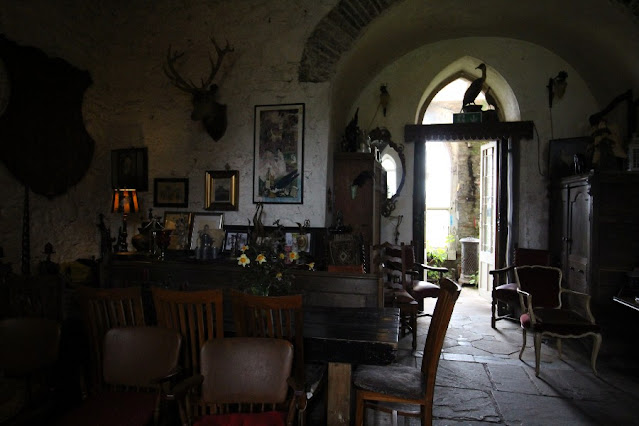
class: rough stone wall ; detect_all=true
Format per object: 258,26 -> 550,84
455,142 -> 481,246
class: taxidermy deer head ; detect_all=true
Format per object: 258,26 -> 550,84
164,37 -> 233,141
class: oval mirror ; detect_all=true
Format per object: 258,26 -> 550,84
369,127 -> 406,217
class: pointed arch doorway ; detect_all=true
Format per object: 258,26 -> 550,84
406,122 -> 533,298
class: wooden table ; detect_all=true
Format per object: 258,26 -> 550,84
303,306 -> 400,425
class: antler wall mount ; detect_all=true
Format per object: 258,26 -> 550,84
164,36 -> 234,141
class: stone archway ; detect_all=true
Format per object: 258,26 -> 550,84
298,0 -> 402,82
299,0 -> 639,84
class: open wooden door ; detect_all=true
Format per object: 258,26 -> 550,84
478,142 -> 497,298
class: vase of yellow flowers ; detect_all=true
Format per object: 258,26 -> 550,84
236,238 -> 315,296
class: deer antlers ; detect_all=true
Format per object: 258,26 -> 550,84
164,36 -> 234,93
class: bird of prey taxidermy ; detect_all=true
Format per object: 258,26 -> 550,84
484,87 -> 498,110
547,71 -> 568,108
380,84 -> 390,116
351,170 -> 375,199
461,63 -> 487,112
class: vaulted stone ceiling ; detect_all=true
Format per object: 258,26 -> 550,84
300,0 -> 639,105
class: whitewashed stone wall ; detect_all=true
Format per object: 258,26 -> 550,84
0,0 -> 336,271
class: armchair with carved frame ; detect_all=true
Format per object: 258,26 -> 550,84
489,247 -> 551,328
515,265 -> 602,376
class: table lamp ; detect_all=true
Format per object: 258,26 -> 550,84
112,188 -> 139,252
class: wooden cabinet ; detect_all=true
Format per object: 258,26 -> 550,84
333,153 -> 384,269
106,258 -> 382,308
550,172 -> 639,306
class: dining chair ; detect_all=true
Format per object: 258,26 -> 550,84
352,277 -> 462,426
231,290 -> 325,425
77,285 -> 146,393
489,247 -> 550,328
374,241 -> 447,351
515,265 -> 602,376
151,287 -> 225,379
170,337 -> 302,426
0,317 -> 62,425
56,326 -> 182,426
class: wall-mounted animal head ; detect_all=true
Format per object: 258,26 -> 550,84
164,37 -> 233,141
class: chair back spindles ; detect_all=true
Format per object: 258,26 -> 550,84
151,287 -> 224,379
78,286 -> 146,393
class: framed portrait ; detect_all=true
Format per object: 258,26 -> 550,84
154,178 -> 189,207
223,231 -> 249,252
205,170 -> 239,211
163,211 -> 193,250
253,103 -> 304,204
189,213 -> 224,250
111,148 -> 148,191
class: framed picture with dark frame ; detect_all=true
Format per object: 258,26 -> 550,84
154,178 -> 189,207
205,170 -> 239,211
223,230 -> 249,253
253,103 -> 304,204
111,147 -> 148,191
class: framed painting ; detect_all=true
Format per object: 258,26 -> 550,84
163,211 -> 193,250
205,170 -> 239,211
111,147 -> 148,191
253,103 -> 304,204
154,178 -> 189,207
189,213 -> 225,250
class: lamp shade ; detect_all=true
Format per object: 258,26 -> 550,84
112,189 -> 139,214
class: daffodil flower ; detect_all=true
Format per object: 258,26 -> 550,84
278,253 -> 286,260
275,272 -> 283,281
307,262 -> 315,271
288,251 -> 299,262
240,244 -> 249,252
237,253 -> 250,267
256,253 -> 267,264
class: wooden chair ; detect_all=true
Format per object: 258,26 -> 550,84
489,248 -> 551,328
515,265 -> 602,376
77,286 -> 146,393
352,278 -> 462,426
151,287 -> 224,379
170,337 -> 302,426
231,290 -> 325,425
0,317 -> 61,425
56,326 -> 182,426
374,242 -> 447,351
392,241 -> 447,314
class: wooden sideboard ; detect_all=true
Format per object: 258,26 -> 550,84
106,257 -> 383,309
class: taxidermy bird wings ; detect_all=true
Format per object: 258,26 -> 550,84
461,63 -> 487,112
274,169 -> 300,190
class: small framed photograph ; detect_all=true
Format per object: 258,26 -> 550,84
163,211 -> 193,250
111,147 -> 148,191
253,103 -> 304,204
189,213 -> 224,250
154,178 -> 189,207
285,232 -> 312,253
223,231 -> 249,252
205,170 -> 239,211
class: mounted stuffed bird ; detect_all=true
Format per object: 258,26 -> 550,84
461,63 -> 487,112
